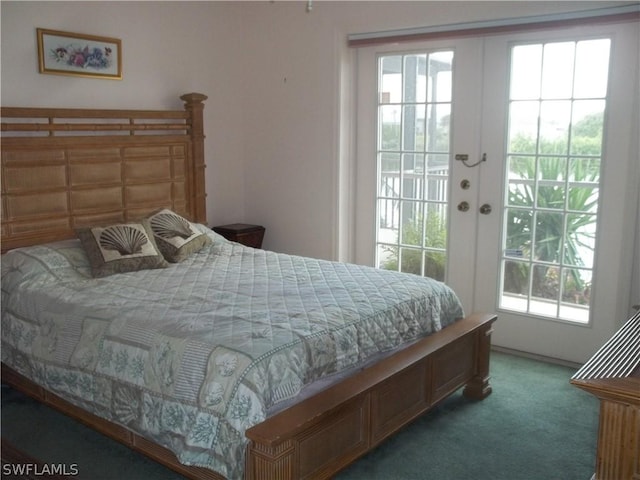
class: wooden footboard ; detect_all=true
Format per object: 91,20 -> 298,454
245,312 -> 495,480
2,313 -> 495,480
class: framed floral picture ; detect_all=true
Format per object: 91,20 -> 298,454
37,28 -> 122,80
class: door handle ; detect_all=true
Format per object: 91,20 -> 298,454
457,201 -> 470,212
479,203 -> 492,215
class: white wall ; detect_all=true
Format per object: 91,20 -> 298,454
2,0 -> 634,262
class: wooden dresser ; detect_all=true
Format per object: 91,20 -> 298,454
571,311 -> 640,480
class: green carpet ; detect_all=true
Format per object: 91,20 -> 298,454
1,351 -> 598,479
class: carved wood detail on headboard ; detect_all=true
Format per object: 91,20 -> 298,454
1,93 -> 207,253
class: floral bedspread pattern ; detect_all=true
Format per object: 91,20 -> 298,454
1,232 -> 464,479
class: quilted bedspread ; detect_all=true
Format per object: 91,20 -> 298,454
1,230 -> 464,479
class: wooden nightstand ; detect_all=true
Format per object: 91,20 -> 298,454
212,223 -> 265,248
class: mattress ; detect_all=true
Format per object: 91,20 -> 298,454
1,229 -> 464,478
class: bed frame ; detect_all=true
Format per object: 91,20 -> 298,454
1,94 -> 496,480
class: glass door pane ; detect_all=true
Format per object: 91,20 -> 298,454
500,39 -> 610,323
375,51 -> 453,281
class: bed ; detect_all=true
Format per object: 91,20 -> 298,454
1,94 -> 496,480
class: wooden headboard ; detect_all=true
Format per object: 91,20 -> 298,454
1,93 -> 207,253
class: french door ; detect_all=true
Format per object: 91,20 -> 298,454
354,21 -> 639,363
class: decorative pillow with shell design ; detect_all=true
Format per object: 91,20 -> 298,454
147,209 -> 212,263
77,220 -> 168,277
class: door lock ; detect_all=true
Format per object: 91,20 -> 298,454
479,203 -> 492,215
458,201 -> 470,212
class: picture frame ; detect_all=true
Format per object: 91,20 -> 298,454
37,28 -> 122,80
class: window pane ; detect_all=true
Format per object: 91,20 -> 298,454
403,104 -> 425,151
541,42 -> 574,99
538,157 -> 566,181
502,260 -> 530,297
508,101 -> 540,153
505,208 -> 532,256
402,153 -> 423,200
508,156 -> 535,181
426,103 -> 450,152
425,174 -> 448,203
560,268 -> 591,323
424,203 -> 447,249
380,152 -> 400,174
378,198 -> 399,232
380,55 -> 402,103
571,100 -> 605,155
424,251 -> 446,281
536,184 -> 565,210
539,100 -> 570,154
427,153 -> 449,171
378,244 -> 398,270
403,54 -> 426,103
376,51 -> 453,281
574,39 -> 610,98
535,212 -> 563,262
380,105 -> 401,150
510,44 -> 542,99
532,265 -> 559,302
399,201 -> 423,246
568,158 -> 600,182
429,51 -> 453,102
564,214 -> 596,268
379,153 -> 400,197
414,153 -> 426,174
567,187 -> 598,213
400,247 -> 423,275
561,268 -> 592,306
507,182 -> 534,207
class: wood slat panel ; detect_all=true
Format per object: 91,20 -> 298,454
1,93 -> 208,252
6,191 -> 69,217
4,164 -> 67,192
69,162 -> 122,186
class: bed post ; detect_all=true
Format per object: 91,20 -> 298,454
181,92 -> 208,224
463,316 -> 495,400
